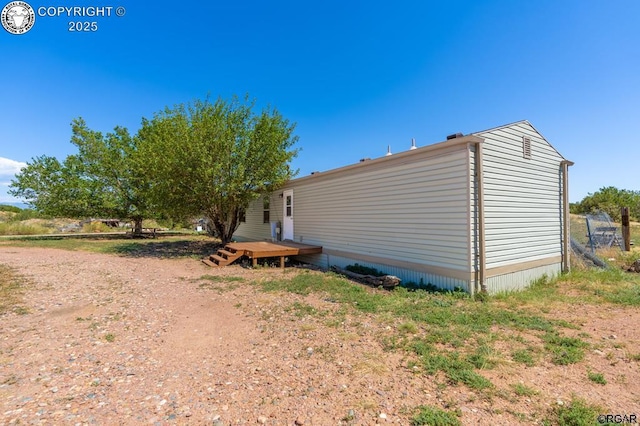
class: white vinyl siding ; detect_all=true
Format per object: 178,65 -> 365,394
476,122 -> 564,269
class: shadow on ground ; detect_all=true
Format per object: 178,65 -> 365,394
110,240 -> 222,259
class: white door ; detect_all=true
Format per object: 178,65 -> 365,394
283,189 -> 293,240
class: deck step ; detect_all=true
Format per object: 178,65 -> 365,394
201,258 -> 219,267
210,254 -> 229,265
202,245 -> 246,268
218,249 -> 238,259
202,241 -> 321,269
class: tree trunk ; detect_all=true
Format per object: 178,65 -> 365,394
133,217 -> 143,235
207,206 -> 241,245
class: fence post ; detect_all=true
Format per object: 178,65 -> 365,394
621,207 -> 631,251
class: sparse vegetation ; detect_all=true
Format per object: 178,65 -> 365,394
0,264 -> 28,314
511,348 -> 537,366
545,397 -> 602,426
543,331 -> 588,365
411,405 -> 461,426
587,371 -> 607,385
512,383 -> 538,397
81,221 -> 114,233
398,321 -> 418,334
2,234 -> 639,423
0,221 -> 51,235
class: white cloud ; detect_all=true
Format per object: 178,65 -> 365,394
0,181 -> 22,204
0,158 -> 24,203
0,195 -> 21,204
0,157 -> 27,177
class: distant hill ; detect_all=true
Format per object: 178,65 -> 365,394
0,202 -> 30,210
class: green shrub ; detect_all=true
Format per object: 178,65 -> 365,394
543,332 -> 588,365
11,209 -> 42,221
547,397 -> 601,426
345,263 -> 385,276
587,371 -> 607,385
412,406 -> 461,426
81,221 -> 113,233
0,222 -> 50,235
512,348 -> 536,367
0,205 -> 22,213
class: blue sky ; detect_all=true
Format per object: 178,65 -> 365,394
1,0 -> 639,204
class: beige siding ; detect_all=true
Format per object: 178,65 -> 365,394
475,121 -> 564,269
234,194 -> 280,241
233,122 -> 568,294
281,145 -> 472,271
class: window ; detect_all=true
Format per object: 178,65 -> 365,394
239,208 -> 246,223
522,136 -> 532,159
286,195 -> 292,217
263,197 -> 270,223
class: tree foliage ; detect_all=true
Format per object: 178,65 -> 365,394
9,118 -> 152,231
571,186 -> 640,222
9,96 -> 298,242
138,96 -> 298,243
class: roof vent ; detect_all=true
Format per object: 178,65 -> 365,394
310,171 -> 320,175
385,145 -> 392,156
410,138 -> 417,150
446,132 -> 463,140
359,158 -> 371,162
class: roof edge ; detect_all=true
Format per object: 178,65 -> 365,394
473,119 -> 571,163
289,134 -> 483,184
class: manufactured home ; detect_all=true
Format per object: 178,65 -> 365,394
234,120 -> 572,295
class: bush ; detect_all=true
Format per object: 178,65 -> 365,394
345,263 -> 385,276
11,209 -> 42,221
412,406 -> 461,426
81,221 -> 114,233
0,222 -> 50,235
546,397 -> 601,426
0,204 -> 22,213
573,186 -> 640,222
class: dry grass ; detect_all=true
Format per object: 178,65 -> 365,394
0,264 -> 28,314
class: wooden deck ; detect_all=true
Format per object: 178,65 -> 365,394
203,241 -> 322,268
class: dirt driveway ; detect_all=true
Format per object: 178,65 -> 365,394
1,247 -> 638,425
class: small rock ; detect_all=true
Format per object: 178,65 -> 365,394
257,415 -> 268,424
294,418 -> 305,425
379,412 -> 387,419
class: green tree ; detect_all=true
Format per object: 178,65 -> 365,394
9,118 -> 153,232
138,96 -> 298,243
574,186 -> 640,221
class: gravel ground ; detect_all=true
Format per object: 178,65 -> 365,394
1,247 -> 639,425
